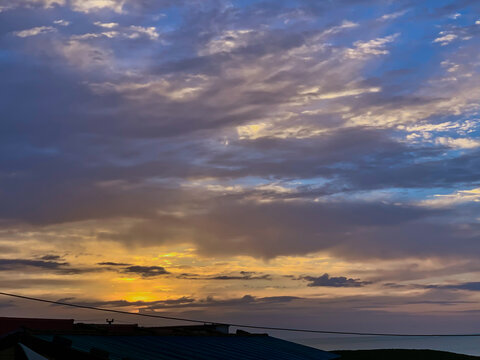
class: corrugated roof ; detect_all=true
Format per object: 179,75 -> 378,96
35,334 -> 339,360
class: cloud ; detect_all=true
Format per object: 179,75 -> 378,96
33,0 -> 65,7
128,26 -> 159,40
40,255 -> 63,261
345,34 -> 399,59
14,26 -> 56,38
433,33 -> 458,45
210,275 -> 270,280
0,278 -> 89,290
53,19 -> 70,26
70,24 -> 159,42
1,0 -> 65,10
379,10 -> 409,21
0,258 -> 110,275
208,271 -> 272,280
70,0 -> 126,13
398,282 -> 480,292
435,137 -> 480,149
122,265 -> 170,277
200,29 -> 255,55
0,246 -> 18,254
421,188 -> 480,208
141,295 -> 301,310
58,294 -> 300,311
101,195 -> 478,260
298,86 -> 381,100
55,296 -> 196,309
56,39 -> 113,70
301,273 -> 371,287
94,22 -> 119,29
449,13 -> 462,20
97,261 -> 132,266
438,282 -> 480,291
0,258 -> 68,271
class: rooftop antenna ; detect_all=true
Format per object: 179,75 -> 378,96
106,319 -> 114,325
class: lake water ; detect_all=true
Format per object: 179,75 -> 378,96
290,335 -> 480,356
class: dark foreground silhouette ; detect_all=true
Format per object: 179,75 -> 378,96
334,349 -> 479,359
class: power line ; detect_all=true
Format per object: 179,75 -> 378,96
1,291 -> 480,337
0,291 -> 207,324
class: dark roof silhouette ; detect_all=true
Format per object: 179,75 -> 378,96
0,317 -> 339,360
0,316 -> 74,335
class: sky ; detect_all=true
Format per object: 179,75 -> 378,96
1,0 -> 480,335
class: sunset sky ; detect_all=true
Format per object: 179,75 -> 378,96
1,0 -> 480,334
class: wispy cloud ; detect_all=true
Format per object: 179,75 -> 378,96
14,26 -> 56,37
345,34 -> 399,59
379,10 -> 409,21
421,188 -> 480,208
433,33 -> 458,45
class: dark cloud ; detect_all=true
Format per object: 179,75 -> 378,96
383,281 -> 480,293
40,255 -> 63,261
176,273 -> 200,279
0,278 -> 90,289
426,282 -> 480,292
211,271 -> 271,280
57,294 -> 299,311
163,295 -> 301,310
0,258 -> 110,275
0,258 -> 69,271
445,283 -> 480,292
101,199 -> 462,260
210,275 -> 271,280
357,260 -> 480,283
61,296 -> 196,309
301,273 -> 371,287
97,262 -> 132,266
180,271 -> 272,281
122,265 -> 170,277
